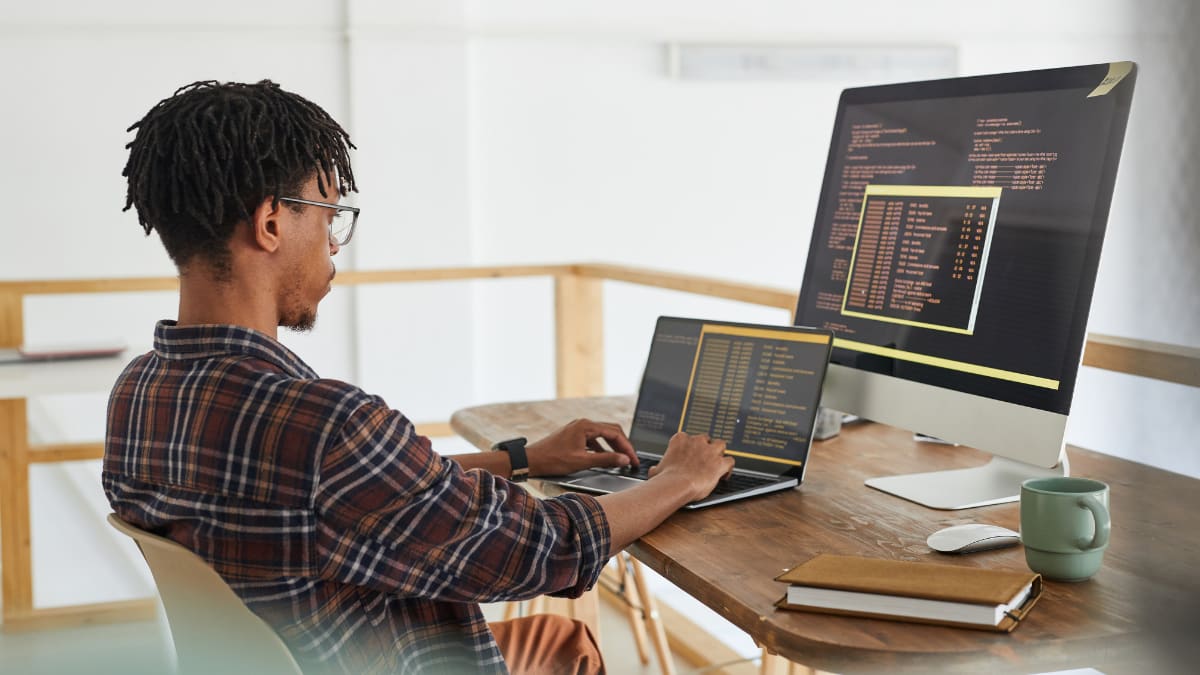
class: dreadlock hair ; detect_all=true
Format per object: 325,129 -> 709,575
123,80 -> 357,279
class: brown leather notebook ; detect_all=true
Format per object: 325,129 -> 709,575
774,554 -> 1041,632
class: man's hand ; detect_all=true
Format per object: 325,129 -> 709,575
525,419 -> 639,477
594,431 -> 735,551
648,432 -> 734,502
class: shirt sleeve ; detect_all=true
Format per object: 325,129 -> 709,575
313,397 -> 611,603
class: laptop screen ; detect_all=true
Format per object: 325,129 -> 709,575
629,317 -> 834,478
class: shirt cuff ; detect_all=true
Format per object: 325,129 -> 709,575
546,493 -> 611,598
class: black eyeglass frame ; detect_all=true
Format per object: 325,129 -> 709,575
278,196 -> 360,246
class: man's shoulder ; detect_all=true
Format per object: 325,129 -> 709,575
105,351 -> 398,506
121,349 -> 371,397
112,349 -> 386,435
222,358 -> 386,427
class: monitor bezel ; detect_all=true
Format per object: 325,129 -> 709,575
794,61 -> 1137,418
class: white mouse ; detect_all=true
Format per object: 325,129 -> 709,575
927,523 -> 1021,554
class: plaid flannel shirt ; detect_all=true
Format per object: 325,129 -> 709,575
103,321 -> 611,674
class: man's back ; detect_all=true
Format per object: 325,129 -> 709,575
105,321 -> 611,674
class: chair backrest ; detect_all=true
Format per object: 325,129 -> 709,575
107,513 -> 303,675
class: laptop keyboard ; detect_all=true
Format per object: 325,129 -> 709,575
601,455 -> 781,497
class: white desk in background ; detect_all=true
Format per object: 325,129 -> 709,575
0,355 -> 158,631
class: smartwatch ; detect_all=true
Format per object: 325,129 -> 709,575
492,437 -> 530,482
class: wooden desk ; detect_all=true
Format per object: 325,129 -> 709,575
452,395 -> 1200,674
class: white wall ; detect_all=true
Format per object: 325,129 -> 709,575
349,4 -> 478,423
1,0 -> 1197,651
464,0 -> 1200,477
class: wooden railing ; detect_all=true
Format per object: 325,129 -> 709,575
1,262 -> 1197,632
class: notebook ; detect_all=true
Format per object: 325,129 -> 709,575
543,316 -> 833,509
774,554 -> 1042,632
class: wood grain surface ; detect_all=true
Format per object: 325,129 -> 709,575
451,396 -> 1200,674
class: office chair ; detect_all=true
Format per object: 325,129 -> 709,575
107,513 -> 303,675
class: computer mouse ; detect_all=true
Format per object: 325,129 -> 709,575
927,523 -> 1021,554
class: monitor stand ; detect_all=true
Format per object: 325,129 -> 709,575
864,449 -> 1069,510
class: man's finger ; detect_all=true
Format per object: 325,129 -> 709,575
589,451 -> 631,469
587,421 -> 638,466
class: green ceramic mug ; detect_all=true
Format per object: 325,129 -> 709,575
1020,477 -> 1111,581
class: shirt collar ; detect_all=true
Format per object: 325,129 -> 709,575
152,320 -> 318,379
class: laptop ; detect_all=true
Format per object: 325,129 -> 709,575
544,316 -> 834,509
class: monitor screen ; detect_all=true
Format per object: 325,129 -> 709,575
794,62 -> 1136,416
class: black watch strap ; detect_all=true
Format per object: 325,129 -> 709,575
492,437 -> 529,482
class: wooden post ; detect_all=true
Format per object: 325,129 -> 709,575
631,554 -> 676,675
551,272 -> 606,639
0,289 -> 34,625
0,398 -> 32,623
618,555 -> 651,664
554,274 -> 605,398
0,290 -> 21,349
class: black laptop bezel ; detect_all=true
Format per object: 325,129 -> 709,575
628,316 -> 835,485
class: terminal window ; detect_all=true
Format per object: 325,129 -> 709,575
678,325 -> 829,467
841,185 -> 1001,335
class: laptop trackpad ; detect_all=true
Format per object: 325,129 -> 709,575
566,473 -> 644,493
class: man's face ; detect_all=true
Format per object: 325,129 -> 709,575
279,173 -> 341,332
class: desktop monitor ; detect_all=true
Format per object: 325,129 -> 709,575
793,62 -> 1137,509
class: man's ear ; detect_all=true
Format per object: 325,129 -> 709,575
248,196 -> 285,253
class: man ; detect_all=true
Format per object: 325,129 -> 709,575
105,80 -> 732,675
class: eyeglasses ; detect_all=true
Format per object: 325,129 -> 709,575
278,196 -> 360,246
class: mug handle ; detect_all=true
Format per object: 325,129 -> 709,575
1074,496 -> 1111,550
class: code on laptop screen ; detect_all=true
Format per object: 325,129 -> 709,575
630,317 -> 832,476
